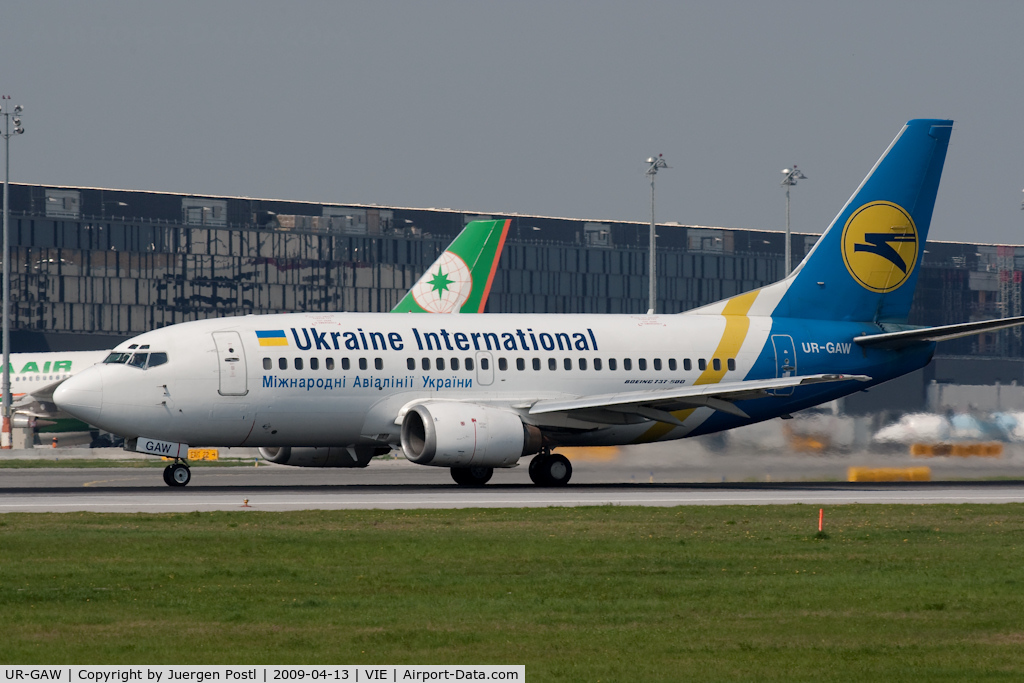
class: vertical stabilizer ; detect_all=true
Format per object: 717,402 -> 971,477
695,119 -> 952,323
392,219 -> 509,313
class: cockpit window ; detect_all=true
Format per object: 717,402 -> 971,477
128,353 -> 149,368
103,352 -> 132,364
148,352 -> 168,368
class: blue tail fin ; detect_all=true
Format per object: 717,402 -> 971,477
770,119 -> 952,323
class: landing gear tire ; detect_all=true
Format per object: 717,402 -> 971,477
529,452 -> 572,487
451,465 -> 493,486
164,462 -> 191,487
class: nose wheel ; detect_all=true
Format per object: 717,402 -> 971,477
162,461 -> 191,487
529,450 -> 572,486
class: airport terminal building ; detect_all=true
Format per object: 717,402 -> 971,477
5,183 -> 1024,411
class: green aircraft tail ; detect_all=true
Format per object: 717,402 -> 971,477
392,219 -> 509,313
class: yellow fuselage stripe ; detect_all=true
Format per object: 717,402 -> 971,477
636,290 -> 760,442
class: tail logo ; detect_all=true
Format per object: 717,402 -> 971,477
841,201 -> 918,293
410,251 -> 473,313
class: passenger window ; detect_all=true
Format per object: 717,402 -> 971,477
407,358 -> 416,370
451,358 -> 460,371
263,358 -> 272,370
623,358 -> 632,371
436,358 -> 445,371
564,358 -> 572,370
128,353 -> 148,368
669,358 -> 677,371
310,358 -> 319,371
422,358 -> 430,371
279,358 -> 288,370
326,358 -> 335,370
496,358 -> 506,372
147,352 -> 168,368
654,358 -> 662,371
517,358 -> 525,371
481,357 -> 490,370
699,359 -> 707,371
713,358 -> 721,371
359,358 -> 368,370
548,358 -> 557,371
342,358 -> 350,370
295,358 -> 304,371
579,358 -> 587,370
468,358 -> 477,371
594,358 -> 602,371
638,358 -> 647,371
728,358 -> 736,371
533,358 -> 541,371
375,358 -> 383,370
683,359 -> 692,371
609,358 -> 617,371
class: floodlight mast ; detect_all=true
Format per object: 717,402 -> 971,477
1,98 -> 25,449
780,164 -> 807,276
645,154 -> 669,314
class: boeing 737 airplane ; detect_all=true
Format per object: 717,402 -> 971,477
54,119 -> 1024,488
2,219 -> 509,445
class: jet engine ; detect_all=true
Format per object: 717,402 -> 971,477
258,445 -> 388,468
400,402 -> 542,468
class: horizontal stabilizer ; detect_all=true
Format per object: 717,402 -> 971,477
854,316 -> 1024,349
529,373 -> 870,424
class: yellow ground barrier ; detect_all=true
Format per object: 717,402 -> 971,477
559,446 -> 621,462
847,467 -> 931,482
910,442 -> 1003,458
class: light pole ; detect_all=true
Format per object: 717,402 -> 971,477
780,165 -> 807,276
645,154 -> 669,314
1,98 -> 25,449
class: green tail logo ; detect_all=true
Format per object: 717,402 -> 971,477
392,219 -> 509,313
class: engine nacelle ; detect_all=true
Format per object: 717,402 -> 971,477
258,445 -> 388,468
400,402 -> 542,468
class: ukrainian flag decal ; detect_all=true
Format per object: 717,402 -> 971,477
256,330 -> 288,346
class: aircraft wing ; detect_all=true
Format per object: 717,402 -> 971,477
854,315 -> 1024,349
528,373 -> 870,424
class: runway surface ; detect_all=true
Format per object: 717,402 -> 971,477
2,459 -> 1024,512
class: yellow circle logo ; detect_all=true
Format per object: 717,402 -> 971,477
841,201 -> 918,293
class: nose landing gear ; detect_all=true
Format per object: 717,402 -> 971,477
162,459 -> 191,487
529,449 -> 572,486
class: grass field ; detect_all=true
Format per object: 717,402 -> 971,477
2,505 -> 1023,681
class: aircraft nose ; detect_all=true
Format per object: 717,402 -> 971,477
53,369 -> 104,425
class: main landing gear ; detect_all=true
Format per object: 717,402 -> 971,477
450,465 -> 494,486
529,449 -> 572,487
162,459 -> 191,487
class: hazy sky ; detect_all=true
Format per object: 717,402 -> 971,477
2,1 -> 1023,244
